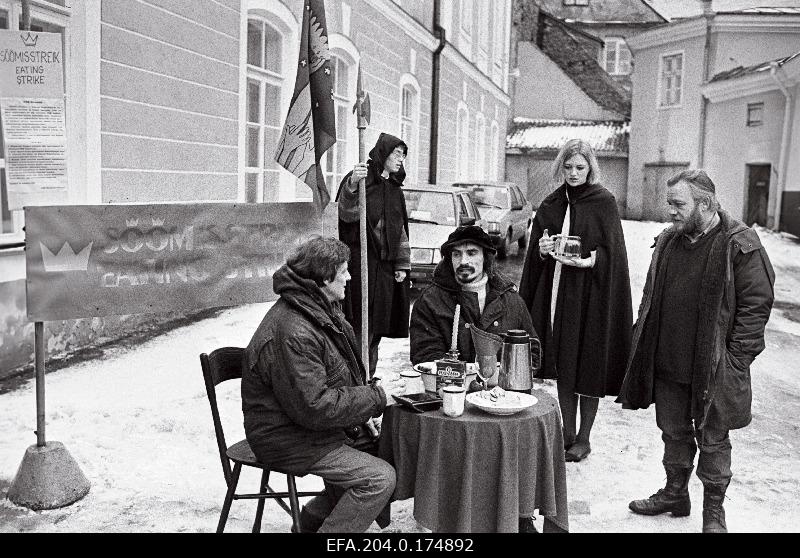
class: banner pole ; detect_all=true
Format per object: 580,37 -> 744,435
35,321 -> 45,447
355,65 -> 371,376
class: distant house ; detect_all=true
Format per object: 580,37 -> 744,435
625,5 -> 800,226
702,51 -> 800,234
509,3 -> 632,211
506,118 -> 630,213
534,0 -> 666,91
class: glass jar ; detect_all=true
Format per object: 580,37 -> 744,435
554,235 -> 582,258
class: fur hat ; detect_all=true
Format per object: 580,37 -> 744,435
440,225 -> 497,256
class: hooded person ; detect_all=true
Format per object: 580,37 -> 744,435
336,132 -> 411,377
519,139 -> 633,463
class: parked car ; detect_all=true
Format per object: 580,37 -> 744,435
452,181 -> 534,258
402,185 -> 484,289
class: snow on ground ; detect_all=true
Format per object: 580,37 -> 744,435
1,220 -> 799,533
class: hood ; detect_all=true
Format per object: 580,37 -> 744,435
272,264 -> 340,329
368,132 -> 407,184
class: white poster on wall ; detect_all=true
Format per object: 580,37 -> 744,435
0,30 -> 67,209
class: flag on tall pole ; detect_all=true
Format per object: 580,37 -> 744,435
274,0 -> 336,210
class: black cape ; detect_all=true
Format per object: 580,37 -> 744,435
519,182 -> 632,397
336,132 -> 410,338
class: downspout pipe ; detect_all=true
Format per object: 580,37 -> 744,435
429,0 -> 446,185
697,4 -> 714,167
770,62 -> 794,231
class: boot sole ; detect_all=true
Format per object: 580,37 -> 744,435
629,504 -> 691,517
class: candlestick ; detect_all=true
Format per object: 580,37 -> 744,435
450,304 -> 461,353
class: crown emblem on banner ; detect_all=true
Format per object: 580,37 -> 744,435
151,218 -> 164,227
126,218 -> 139,228
20,32 -> 38,47
40,242 -> 93,273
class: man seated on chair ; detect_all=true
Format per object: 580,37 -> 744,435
409,225 -> 541,533
243,236 -> 406,533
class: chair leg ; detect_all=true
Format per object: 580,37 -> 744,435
252,469 -> 270,533
217,462 -> 242,533
286,474 -> 302,533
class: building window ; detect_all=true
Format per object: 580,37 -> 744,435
490,121 -> 500,180
1,4 -> 67,243
747,102 -> 764,127
492,0 -> 505,84
475,113 -> 486,179
476,4 -> 488,72
457,106 -> 469,180
399,83 -> 419,185
603,37 -> 631,76
563,0 -> 589,5
659,52 -> 683,107
245,17 -> 284,202
323,55 -> 353,195
458,0 -> 473,55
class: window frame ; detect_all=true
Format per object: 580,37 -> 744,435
658,50 -> 684,109
746,102 -> 764,127
603,36 -> 631,76
456,103 -> 470,180
475,112 -> 486,180
0,0 -> 69,246
458,0 -> 473,58
398,74 -> 421,187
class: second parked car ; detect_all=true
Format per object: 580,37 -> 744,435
402,184 -> 485,289
452,181 -> 534,258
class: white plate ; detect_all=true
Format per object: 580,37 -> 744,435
466,391 -> 538,416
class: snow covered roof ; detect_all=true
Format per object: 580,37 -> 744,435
645,1 -> 800,21
506,118 -> 630,154
709,51 -> 800,82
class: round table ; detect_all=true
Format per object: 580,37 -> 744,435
378,389 -> 568,533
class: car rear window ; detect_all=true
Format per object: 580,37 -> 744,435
403,191 -> 457,226
470,187 -> 509,209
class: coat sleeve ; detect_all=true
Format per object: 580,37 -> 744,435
409,293 -> 450,364
727,240 -> 775,368
267,331 -> 385,430
337,171 -> 359,223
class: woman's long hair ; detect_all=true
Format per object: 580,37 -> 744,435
550,139 -> 602,186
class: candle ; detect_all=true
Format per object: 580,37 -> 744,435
450,304 -> 461,352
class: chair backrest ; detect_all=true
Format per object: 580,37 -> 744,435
200,346 -> 247,486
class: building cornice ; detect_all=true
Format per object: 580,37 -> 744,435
372,0 -> 438,51
627,15 -> 800,51
442,43 -> 511,106
703,59 -> 800,103
625,17 -> 706,51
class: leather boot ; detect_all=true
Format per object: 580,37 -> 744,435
702,482 -> 728,533
629,466 -> 692,517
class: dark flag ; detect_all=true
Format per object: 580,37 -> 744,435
274,0 -> 337,210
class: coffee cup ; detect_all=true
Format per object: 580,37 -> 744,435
400,370 -> 425,395
442,385 -> 466,417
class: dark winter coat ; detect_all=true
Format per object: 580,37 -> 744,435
410,262 -> 536,364
242,264 -> 386,473
336,132 -> 410,339
519,182 -> 633,397
616,210 -> 775,430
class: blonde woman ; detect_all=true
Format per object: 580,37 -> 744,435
519,139 -> 632,462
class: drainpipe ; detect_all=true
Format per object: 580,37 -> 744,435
697,1 -> 714,167
429,0 -> 446,185
769,62 -> 794,231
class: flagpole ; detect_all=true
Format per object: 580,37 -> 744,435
355,65 -> 371,375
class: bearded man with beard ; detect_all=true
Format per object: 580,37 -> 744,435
617,170 -> 775,533
409,225 -> 541,533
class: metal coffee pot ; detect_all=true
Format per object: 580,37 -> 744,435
498,329 -> 542,391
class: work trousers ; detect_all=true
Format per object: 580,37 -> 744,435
301,444 -> 396,533
654,377 -> 732,487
